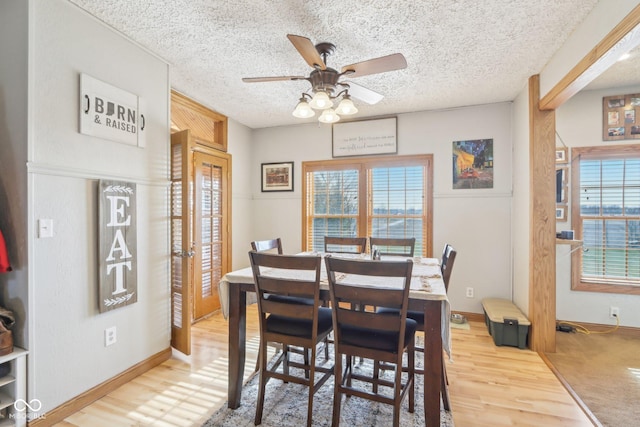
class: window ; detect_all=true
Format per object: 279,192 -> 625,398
572,145 -> 640,294
302,155 -> 433,256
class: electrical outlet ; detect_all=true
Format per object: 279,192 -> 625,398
610,306 -> 620,319
465,287 -> 474,298
105,326 -> 117,346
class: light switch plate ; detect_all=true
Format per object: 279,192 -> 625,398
38,219 -> 54,238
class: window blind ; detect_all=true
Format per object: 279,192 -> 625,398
579,158 -> 640,283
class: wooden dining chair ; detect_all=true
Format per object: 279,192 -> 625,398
251,238 -> 283,254
249,251 -> 334,427
251,237 -> 330,361
441,243 -> 456,292
324,236 -> 367,254
325,255 -> 416,427
369,237 -> 416,257
376,243 -> 457,410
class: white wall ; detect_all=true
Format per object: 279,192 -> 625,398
251,103 -> 513,313
227,118 -> 254,271
26,0 -> 170,413
556,84 -> 640,327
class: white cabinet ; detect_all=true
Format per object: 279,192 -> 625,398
0,348 -> 27,427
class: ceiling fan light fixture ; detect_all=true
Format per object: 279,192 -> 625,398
335,95 -> 358,115
309,91 -> 333,110
318,108 -> 340,124
292,98 -> 315,118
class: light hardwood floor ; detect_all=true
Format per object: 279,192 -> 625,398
55,307 -> 593,426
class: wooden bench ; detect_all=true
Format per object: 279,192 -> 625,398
482,298 -> 530,349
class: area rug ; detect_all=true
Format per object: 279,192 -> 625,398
204,351 -> 454,426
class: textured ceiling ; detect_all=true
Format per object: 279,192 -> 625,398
67,0 -> 609,129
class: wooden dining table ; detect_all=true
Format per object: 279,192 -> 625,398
218,253 -> 451,426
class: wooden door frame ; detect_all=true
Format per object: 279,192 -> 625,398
528,6 -> 640,353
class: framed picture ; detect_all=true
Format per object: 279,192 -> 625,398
452,139 -> 494,189
555,147 -> 568,164
332,117 -> 397,157
261,162 -> 294,192
556,167 -> 568,204
556,205 -> 566,222
603,93 -> 640,141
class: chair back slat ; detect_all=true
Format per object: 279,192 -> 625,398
258,276 -> 316,297
324,236 -> 367,254
336,307 -> 401,332
332,282 -> 405,308
251,238 -> 283,254
261,299 -> 315,320
369,237 -> 415,257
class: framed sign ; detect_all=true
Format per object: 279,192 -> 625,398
261,162 -> 294,192
98,180 -> 137,312
80,73 -> 146,147
332,117 -> 397,157
603,93 -> 640,141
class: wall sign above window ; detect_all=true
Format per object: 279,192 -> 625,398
602,93 -> 640,141
79,73 -> 146,147
332,117 -> 397,158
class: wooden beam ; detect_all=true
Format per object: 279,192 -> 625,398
528,75 -> 556,353
540,4 -> 640,110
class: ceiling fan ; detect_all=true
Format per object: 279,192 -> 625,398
242,34 -> 407,123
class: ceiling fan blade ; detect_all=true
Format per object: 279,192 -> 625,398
342,81 -> 384,105
341,53 -> 407,78
242,76 -> 307,83
287,34 -> 326,70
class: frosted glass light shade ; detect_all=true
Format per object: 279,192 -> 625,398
335,97 -> 358,115
309,91 -> 333,110
292,99 -> 315,118
318,108 -> 340,124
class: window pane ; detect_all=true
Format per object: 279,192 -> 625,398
370,165 -> 424,242
624,187 -> 640,215
314,193 -> 327,215
407,190 -> 423,214
328,193 -> 343,214
371,218 -> 389,237
582,219 -> 603,276
602,187 -> 623,215
343,190 -> 358,215
372,192 -> 388,215
580,160 -> 600,216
